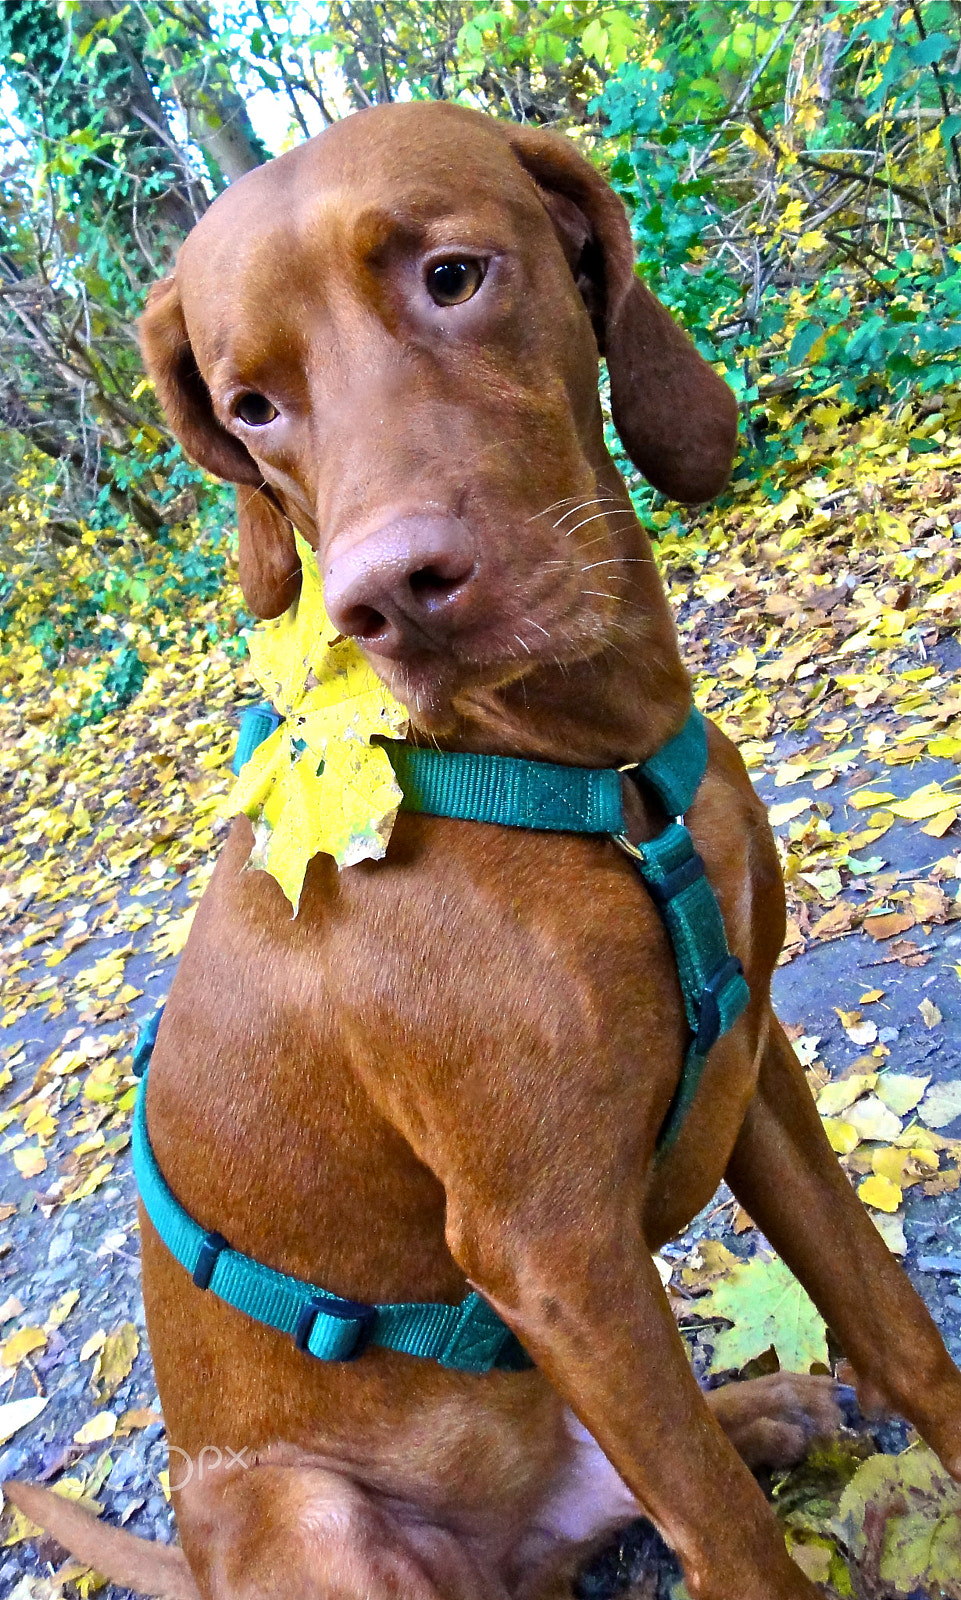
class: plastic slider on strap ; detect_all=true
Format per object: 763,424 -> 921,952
295,1295 -> 377,1361
193,1231 -> 228,1291
644,849 -> 706,908
695,956 -> 746,1055
132,1005 -> 164,1080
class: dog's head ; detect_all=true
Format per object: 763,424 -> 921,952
140,102 -> 735,731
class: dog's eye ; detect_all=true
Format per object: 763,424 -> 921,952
426,259 -> 485,306
234,393 -> 278,426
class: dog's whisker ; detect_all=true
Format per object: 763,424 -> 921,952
581,558 -> 653,572
551,496 -> 625,532
564,509 -> 637,538
553,494 -> 624,523
561,512 -> 635,540
526,494 -> 585,522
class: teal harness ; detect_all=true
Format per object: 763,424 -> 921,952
133,705 -> 748,1375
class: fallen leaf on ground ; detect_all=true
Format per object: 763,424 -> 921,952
816,1074 -> 877,1117
681,1240 -> 738,1289
92,1322 -> 139,1403
44,1289 -> 80,1331
858,1173 -> 902,1212
79,1329 -> 106,1362
0,1395 -> 48,1446
845,1094 -> 903,1142
769,796 -> 814,826
698,1256 -> 828,1374
73,1411 -> 116,1445
871,1212 -> 907,1254
833,1447 -> 961,1589
920,1079 -> 961,1129
0,1326 -> 46,1367
11,1147 -> 46,1179
822,1118 -> 860,1154
876,1073 -> 930,1115
863,909 -> 916,940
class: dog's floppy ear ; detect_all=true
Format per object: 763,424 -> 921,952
236,485 -> 303,619
138,277 -> 301,618
501,126 -> 738,505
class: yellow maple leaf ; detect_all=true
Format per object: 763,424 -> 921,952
224,531 -> 408,909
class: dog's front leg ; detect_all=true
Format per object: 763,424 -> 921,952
446,1199 -> 817,1600
726,1013 -> 961,1476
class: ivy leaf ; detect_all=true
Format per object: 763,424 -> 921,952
699,1256 -> 828,1373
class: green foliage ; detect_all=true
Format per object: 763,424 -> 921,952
591,1 -> 961,505
2,0 -> 960,721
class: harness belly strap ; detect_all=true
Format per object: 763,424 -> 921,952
134,702 -> 748,1372
133,1074 -> 532,1372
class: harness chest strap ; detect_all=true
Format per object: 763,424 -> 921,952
133,704 -> 749,1373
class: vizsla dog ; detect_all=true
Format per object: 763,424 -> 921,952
10,100 -> 961,1600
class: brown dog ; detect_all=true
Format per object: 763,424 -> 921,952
9,101 -> 961,1600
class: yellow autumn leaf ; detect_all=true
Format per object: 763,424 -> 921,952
44,1289 -> 80,1331
92,1322 -> 139,1402
858,1173 -> 902,1213
73,1411 -> 117,1444
848,789 -> 896,810
922,809 -> 959,837
80,1329 -> 106,1362
1,1325 -> 46,1366
768,795 -> 813,826
821,1117 -> 860,1154
224,530 -> 408,908
816,1073 -> 876,1117
12,1145 -> 46,1178
63,1159 -> 113,1201
887,783 -> 961,820
150,905 -> 196,960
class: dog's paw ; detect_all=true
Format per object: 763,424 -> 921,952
706,1372 -> 847,1470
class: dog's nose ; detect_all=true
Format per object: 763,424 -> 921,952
323,515 -> 477,658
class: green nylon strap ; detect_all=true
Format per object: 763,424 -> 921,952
630,707 -> 707,818
232,704 -> 709,834
626,821 -> 750,1153
132,1073 -> 532,1373
381,739 -> 625,834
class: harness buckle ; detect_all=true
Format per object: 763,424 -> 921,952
695,956 -> 746,1056
294,1295 -> 377,1361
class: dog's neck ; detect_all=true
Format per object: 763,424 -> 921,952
437,458 -> 692,770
